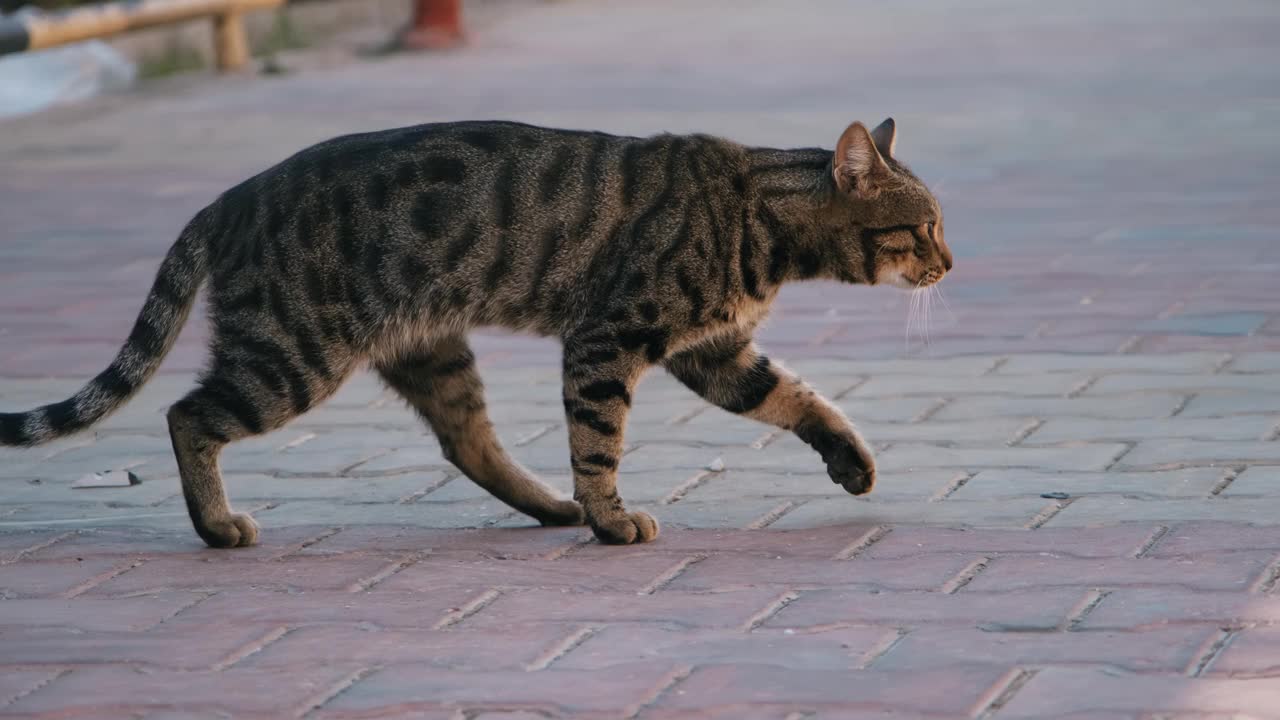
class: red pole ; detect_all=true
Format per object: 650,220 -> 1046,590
400,0 -> 464,50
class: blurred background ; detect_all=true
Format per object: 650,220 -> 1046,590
0,0 -> 1277,375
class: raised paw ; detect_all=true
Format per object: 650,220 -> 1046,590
537,499 -> 588,527
590,510 -> 660,545
826,436 -> 876,495
799,424 -> 877,496
198,512 -> 260,549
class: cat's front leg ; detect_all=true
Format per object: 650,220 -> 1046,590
561,332 -> 659,544
663,331 -> 875,495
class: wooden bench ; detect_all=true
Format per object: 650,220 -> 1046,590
0,0 -> 285,72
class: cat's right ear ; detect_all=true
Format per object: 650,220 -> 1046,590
833,121 -> 892,199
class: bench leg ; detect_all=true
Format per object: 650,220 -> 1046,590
213,10 -> 249,71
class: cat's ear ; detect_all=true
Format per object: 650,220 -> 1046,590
870,117 -> 897,159
833,121 -> 892,198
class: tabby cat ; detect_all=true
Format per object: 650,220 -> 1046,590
0,118 -> 950,547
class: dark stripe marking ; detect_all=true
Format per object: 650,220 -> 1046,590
578,380 -> 631,406
421,156 -> 466,185
724,354 -> 778,414
570,407 -> 618,436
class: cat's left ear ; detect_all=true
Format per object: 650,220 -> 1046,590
870,117 -> 896,159
833,121 -> 892,198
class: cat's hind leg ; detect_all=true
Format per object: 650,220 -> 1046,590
377,335 -> 585,527
167,334 -> 357,548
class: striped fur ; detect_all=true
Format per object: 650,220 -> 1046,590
0,118 -> 949,547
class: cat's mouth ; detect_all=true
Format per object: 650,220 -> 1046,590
886,270 -> 946,289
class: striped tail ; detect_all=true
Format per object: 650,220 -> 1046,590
0,211 -> 212,447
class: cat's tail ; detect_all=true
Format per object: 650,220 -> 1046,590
0,209 -> 214,447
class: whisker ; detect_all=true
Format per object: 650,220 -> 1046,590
907,280 -> 927,354
904,286 -> 917,353
923,285 -> 933,351
935,284 -> 957,326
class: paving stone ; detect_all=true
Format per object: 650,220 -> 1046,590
876,443 -> 1130,472
375,554 -> 697,594
874,625 -> 1215,673
633,413 -> 780,447
0,623 -> 292,669
728,442 -> 1129,475
254,498 -> 528,529
1081,589 -> 1280,630
764,419 -> 1033,449
557,626 -> 887,670
860,526 -> 1162,560
1221,466 -> 1280,497
766,588 -> 1083,630
85,555 -> 399,595
664,553 -> 978,592
1197,627 -> 1280,677
996,352 -> 1229,374
1180,391 -> 1280,417
1140,312 -> 1268,336
679,468 -> 963,503
213,471 -> 451,503
658,665 -> 1008,715
1085,373 -> 1278,394
325,662 -> 678,714
0,503 -> 208,533
1147,521 -> 1280,557
242,624 -> 573,670
0,528 -> 77,562
463,589 -> 798,630
7,665 -> 354,716
6,433 -> 176,484
578,526 -> 880,559
961,553 -> 1269,593
642,497 -> 807,529
834,396 -> 952,423
1229,353 -> 1280,372
344,446 -> 450,475
769,498 -> 1050,530
2,471 -> 180,505
168,588 -> 482,629
0,592 -> 202,631
17,525 -> 331,561
932,394 -> 1186,421
1044,496 -> 1280,525
958,467 -> 1227,500
999,668 -> 1280,718
851,374 -> 1091,398
296,525 -> 590,558
0,669 -> 65,708
787,356 -> 1001,378
0,557 -> 133,598
1027,416 -> 1274,443
1119,439 -> 1280,467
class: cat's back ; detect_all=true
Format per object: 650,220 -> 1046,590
277,120 -> 625,184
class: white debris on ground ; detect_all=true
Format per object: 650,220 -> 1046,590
0,14 -> 136,119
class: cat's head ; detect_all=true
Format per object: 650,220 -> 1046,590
827,118 -> 951,288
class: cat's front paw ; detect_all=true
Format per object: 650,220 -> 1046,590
198,512 -> 260,548
589,510 -> 660,545
826,436 -> 876,495
800,424 -> 876,496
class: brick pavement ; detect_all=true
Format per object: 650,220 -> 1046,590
3,0 -> 1280,717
